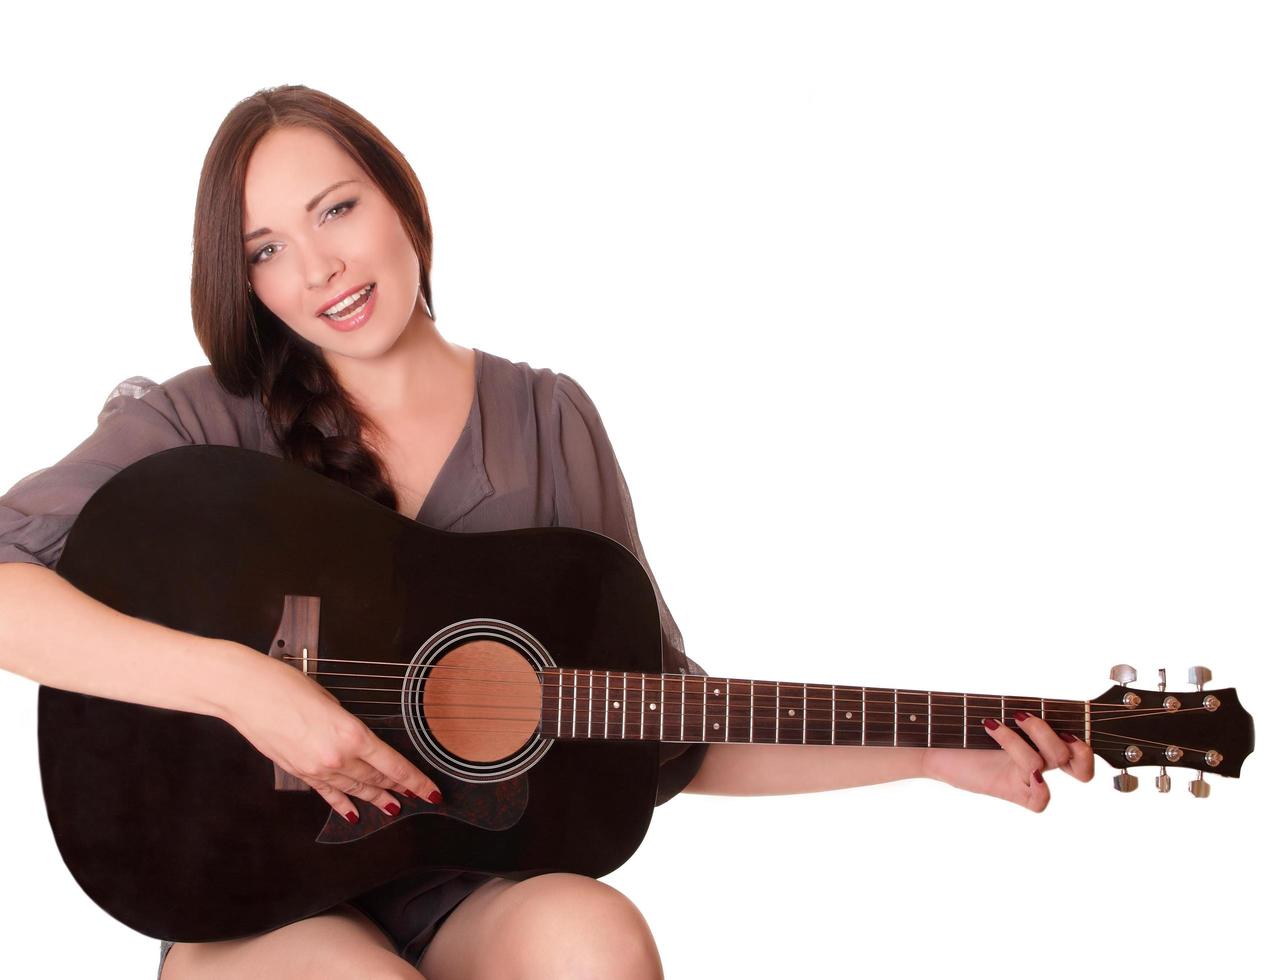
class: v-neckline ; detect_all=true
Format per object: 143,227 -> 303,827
412,346 -> 490,526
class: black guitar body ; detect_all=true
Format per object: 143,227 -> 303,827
37,445 -> 663,942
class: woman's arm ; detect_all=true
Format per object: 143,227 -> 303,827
682,714 -> 1095,812
0,561 -> 260,720
682,742 -> 927,795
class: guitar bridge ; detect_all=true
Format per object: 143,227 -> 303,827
266,595 -> 322,792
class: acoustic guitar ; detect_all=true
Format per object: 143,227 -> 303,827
37,445 -> 1255,943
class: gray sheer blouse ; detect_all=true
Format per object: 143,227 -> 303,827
0,346 -> 707,804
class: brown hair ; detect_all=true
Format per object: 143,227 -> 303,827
190,83 -> 435,512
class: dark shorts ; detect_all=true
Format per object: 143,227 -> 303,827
156,870 -> 496,978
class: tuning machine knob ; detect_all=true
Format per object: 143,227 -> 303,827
1109,664 -> 1137,687
1188,666 -> 1212,692
1158,668 -> 1167,693
1113,770 -> 1138,792
1156,766 -> 1171,793
1189,770 -> 1211,798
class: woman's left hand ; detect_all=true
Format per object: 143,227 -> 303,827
921,713 -> 1095,812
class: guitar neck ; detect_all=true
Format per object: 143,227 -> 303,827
539,669 -> 1090,748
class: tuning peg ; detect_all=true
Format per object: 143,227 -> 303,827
1189,770 -> 1211,798
1113,769 -> 1138,792
1156,766 -> 1171,793
1158,668 -> 1167,693
1187,666 -> 1212,692
1109,664 -> 1137,687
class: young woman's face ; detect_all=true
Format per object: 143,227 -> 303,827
242,125 -> 428,366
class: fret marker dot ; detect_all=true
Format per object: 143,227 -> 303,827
612,701 -> 620,709
788,708 -> 795,716
845,711 -> 852,719
910,714 -> 917,722
713,722 -> 720,730
714,688 -> 721,696
648,703 -> 656,710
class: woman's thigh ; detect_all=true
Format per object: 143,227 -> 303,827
417,872 -> 663,980
160,902 -> 422,980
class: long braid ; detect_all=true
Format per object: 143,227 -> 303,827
260,336 -> 398,512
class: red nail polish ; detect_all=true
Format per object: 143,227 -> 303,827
1033,769 -> 1044,784
404,790 -> 418,800
344,810 -> 358,824
427,789 -> 443,804
383,801 -> 401,816
1013,710 -> 1029,722
982,717 -> 1000,731
1061,732 -> 1078,743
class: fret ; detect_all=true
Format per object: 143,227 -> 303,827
726,677 -> 731,741
603,672 -> 609,739
557,669 -> 563,738
893,688 -> 898,747
967,693 -> 1002,745
896,689 -> 928,748
587,670 -> 593,740
621,671 -> 628,739
572,669 -> 579,739
751,680 -> 778,743
830,685 -> 836,746
931,692 -> 966,749
639,673 -> 645,740
864,688 -> 894,746
705,678 -> 728,742
681,672 -> 687,742
749,679 -> 755,743
802,683 -> 807,745
861,687 -> 866,746
777,681 -> 804,744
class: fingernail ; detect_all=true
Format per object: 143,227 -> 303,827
1061,732 -> 1078,743
427,789 -> 443,804
982,717 -> 1000,731
1033,769 -> 1044,784
404,789 -> 418,800
383,801 -> 401,816
1013,710 -> 1029,722
344,810 -> 358,824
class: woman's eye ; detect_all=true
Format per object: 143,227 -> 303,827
324,199 -> 356,221
248,199 -> 357,266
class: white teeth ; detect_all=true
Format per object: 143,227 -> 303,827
322,284 -> 373,317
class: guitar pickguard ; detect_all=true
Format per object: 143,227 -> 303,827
315,767 -> 529,843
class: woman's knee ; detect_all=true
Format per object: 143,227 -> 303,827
450,873 -> 662,979
160,904 -> 422,980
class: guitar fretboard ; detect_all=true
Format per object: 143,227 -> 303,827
539,669 -> 1090,747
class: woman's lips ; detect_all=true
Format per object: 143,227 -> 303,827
322,284 -> 377,332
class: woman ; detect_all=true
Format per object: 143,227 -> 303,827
0,85 -> 1093,979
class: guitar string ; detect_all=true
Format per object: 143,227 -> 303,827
315,682 -> 1209,723
299,669 -> 1192,717
350,723 -> 1195,761
286,656 -> 1197,710
336,702 -> 1206,754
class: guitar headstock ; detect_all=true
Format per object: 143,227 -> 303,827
1091,665 -> 1254,796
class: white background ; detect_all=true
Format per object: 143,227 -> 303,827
1,2 -> 1272,977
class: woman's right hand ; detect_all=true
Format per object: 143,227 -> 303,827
222,649 -> 443,823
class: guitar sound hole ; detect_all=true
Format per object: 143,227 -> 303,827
421,639 -> 541,763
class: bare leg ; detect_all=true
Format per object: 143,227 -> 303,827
160,902 -> 423,980
418,873 -> 662,980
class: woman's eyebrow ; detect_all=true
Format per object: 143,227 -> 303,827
243,178 -> 361,243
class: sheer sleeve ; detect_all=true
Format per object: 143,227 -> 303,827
549,372 -> 707,805
0,376 -> 195,571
